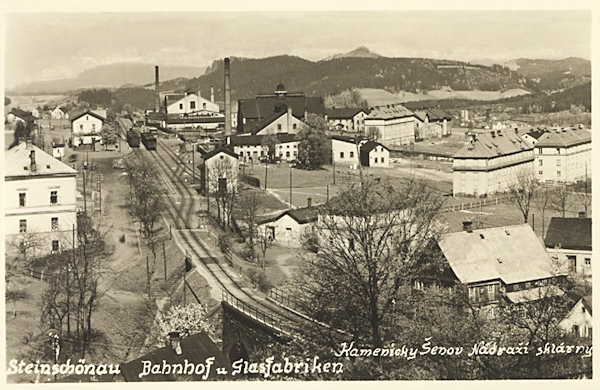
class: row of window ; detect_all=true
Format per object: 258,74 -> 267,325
19,191 -> 59,207
538,170 -> 561,177
538,159 -> 562,166
276,123 -> 298,130
19,217 -> 60,233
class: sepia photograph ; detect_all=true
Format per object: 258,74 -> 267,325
1,0 -> 595,385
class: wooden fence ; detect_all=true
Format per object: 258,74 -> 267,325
440,195 -> 511,214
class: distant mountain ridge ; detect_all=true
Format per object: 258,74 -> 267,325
323,46 -> 383,61
11,63 -> 207,94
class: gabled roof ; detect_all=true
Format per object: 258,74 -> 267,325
544,217 -> 592,251
5,142 -> 77,178
427,108 -> 452,121
582,295 -> 592,315
238,95 -> 326,121
200,146 -> 239,161
165,93 -> 186,106
365,104 -> 415,120
70,110 -> 106,123
119,332 -> 230,381
331,134 -> 366,144
360,140 -> 388,153
453,131 -> 532,159
326,107 -> 369,120
525,129 -> 546,140
9,108 -> 35,122
53,106 -> 68,113
535,128 -> 591,148
259,206 -> 319,225
438,224 -> 563,285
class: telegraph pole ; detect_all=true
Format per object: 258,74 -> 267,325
264,160 -> 268,191
192,145 -> 195,184
332,152 -> 336,185
289,166 -> 293,208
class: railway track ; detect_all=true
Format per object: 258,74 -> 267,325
134,139 -> 316,337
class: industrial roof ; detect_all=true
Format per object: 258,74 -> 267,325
238,94 -> 326,122
5,142 -> 77,178
535,128 -> 591,148
453,131 -> 532,159
438,224 -> 564,285
365,104 -> 415,120
544,217 -> 592,251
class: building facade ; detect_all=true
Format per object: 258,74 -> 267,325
71,111 -> 105,150
229,134 -> 299,162
559,296 -> 592,339
331,135 -> 366,166
453,131 -> 534,197
544,216 -> 592,279
199,147 -> 239,194
165,92 -> 220,115
534,128 -> 591,183
257,207 -> 318,248
363,104 -> 417,145
360,141 -> 390,168
325,108 -> 369,132
4,142 -> 78,257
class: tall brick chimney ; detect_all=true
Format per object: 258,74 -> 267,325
224,58 -> 232,136
154,66 -> 160,113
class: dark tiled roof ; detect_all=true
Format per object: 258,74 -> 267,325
259,206 -> 319,225
427,108 -> 452,121
453,132 -> 532,159
365,104 -> 415,120
201,146 -> 239,160
544,217 -> 592,251
228,133 -> 299,146
70,110 -> 106,123
165,93 -> 186,106
360,140 -> 388,153
9,108 -> 35,121
238,95 -> 325,122
582,295 -> 592,315
526,129 -> 546,140
119,332 -> 230,381
331,134 -> 366,144
535,128 -> 591,148
326,107 -> 369,119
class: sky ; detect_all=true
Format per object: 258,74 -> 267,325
4,10 -> 592,89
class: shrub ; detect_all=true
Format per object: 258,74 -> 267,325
119,234 -> 126,243
217,233 -> 232,254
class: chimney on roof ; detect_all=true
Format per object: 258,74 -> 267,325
491,130 -> 496,138
154,66 -> 160,113
497,129 -> 502,136
578,211 -> 587,218
210,86 -> 215,103
29,150 -> 36,172
307,197 -> 312,208
168,331 -> 183,355
470,133 -> 477,143
287,106 -> 292,133
462,220 -> 473,232
224,58 -> 232,137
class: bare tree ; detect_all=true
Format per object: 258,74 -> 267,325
508,170 -> 538,223
366,126 -> 380,141
256,224 -> 274,269
260,133 -> 279,162
550,185 -> 574,217
533,185 -> 553,236
207,158 -> 238,229
237,190 -> 261,261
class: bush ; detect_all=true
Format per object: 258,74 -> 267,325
119,234 -> 126,243
217,233 -> 232,254
246,267 -> 272,293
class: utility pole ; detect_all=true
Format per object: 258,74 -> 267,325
289,166 -> 293,208
192,145 -> 195,184
264,160 -> 268,191
183,252 -> 188,306
332,151 -> 336,185
83,168 -> 87,215
163,241 -> 167,282
326,184 -> 330,203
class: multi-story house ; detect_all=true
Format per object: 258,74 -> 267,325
436,222 -> 567,306
228,133 -> 299,162
164,91 -> 220,115
544,215 -> 592,279
534,127 -> 591,183
4,142 -> 78,257
414,108 -> 452,139
363,104 -> 417,145
71,111 -> 105,150
452,130 -> 534,197
325,107 -> 370,132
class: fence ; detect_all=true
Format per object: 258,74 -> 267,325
22,267 -> 58,283
221,290 -> 291,336
269,286 -> 301,310
440,195 -> 511,214
241,175 -> 260,188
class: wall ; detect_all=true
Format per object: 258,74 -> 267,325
255,113 -> 304,136
547,247 -> 592,278
204,152 -> 239,193
258,214 -> 311,248
364,116 -> 416,144
167,93 -> 220,114
559,299 -> 593,338
367,147 -> 390,168
535,142 -> 591,183
332,139 -> 360,166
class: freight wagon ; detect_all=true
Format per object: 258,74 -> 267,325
141,132 -> 157,150
126,128 -> 140,148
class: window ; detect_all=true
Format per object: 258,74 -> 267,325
277,124 -> 282,130
557,159 -> 561,166
381,157 -> 385,163
539,159 -> 543,166
286,151 -> 290,157
487,285 -> 494,294
50,190 -> 58,204
293,151 -> 297,156
584,258 -> 591,267
340,152 -> 344,158
52,240 -> 59,252
51,217 -> 59,230
179,104 -> 183,110
567,255 -> 577,272
19,192 -> 26,207
80,124 -> 84,131
91,123 -> 96,131
538,171 -> 543,175
557,171 -> 561,177
286,145 -> 290,148
468,287 -> 475,298
374,157 -> 378,163
573,325 -> 580,336
19,219 -> 27,233
293,123 -> 297,129
203,103 -> 206,110
190,101 -> 196,110
556,148 -> 561,155
350,151 -> 354,158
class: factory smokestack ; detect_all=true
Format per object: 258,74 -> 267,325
210,86 -> 215,103
224,58 -> 232,136
155,65 -> 160,113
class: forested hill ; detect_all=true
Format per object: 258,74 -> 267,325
159,55 -> 527,102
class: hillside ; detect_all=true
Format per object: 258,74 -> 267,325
514,57 -> 590,92
162,55 -> 527,102
323,46 -> 383,61
11,63 -> 206,94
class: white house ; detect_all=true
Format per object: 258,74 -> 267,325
331,135 -> 367,167
414,108 -> 452,139
452,131 -> 534,197
257,206 -> 318,248
364,104 -> 417,145
4,142 -> 78,257
559,296 -> 592,339
51,106 -> 70,120
245,108 -> 306,136
71,111 -> 105,150
165,92 -> 220,115
52,137 -> 66,160
228,134 -> 300,162
360,141 -> 390,168
199,147 -> 239,195
325,108 -> 370,132
520,129 -> 546,145
7,108 -> 36,125
534,127 -> 591,183
544,216 -> 592,279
